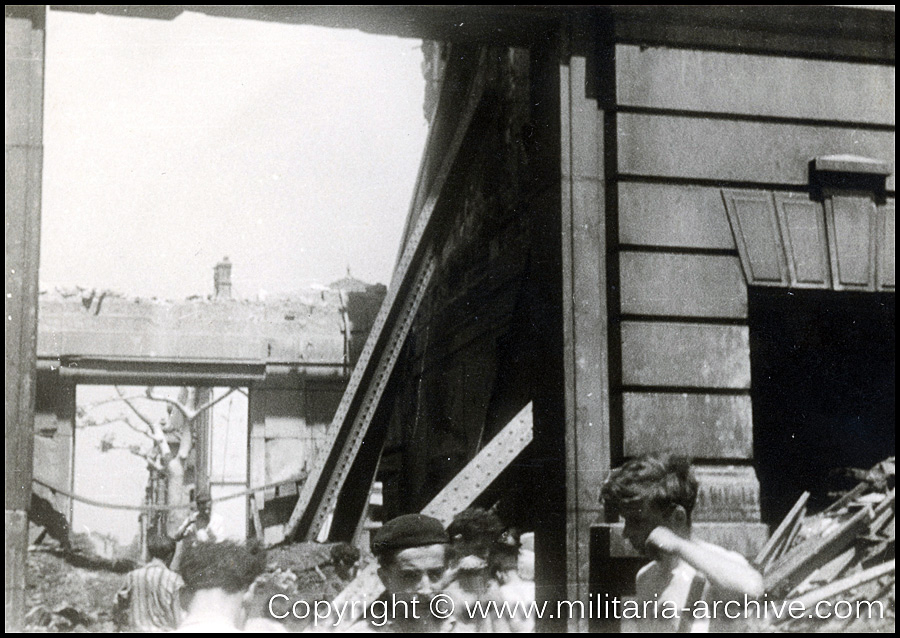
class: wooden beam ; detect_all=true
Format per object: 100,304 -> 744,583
283,49 -> 489,543
764,505 -> 873,595
49,6 -> 895,63
753,492 -> 808,567
559,21 -> 611,631
50,5 -> 560,46
5,5 -> 45,630
786,560 -> 895,617
611,5 -> 894,64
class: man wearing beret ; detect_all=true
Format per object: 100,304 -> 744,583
352,513 -> 450,632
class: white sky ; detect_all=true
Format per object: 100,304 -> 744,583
40,9 -> 428,300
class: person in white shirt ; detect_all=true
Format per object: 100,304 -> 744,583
175,490 -> 226,543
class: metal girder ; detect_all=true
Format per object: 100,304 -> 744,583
301,250 -> 437,540
422,403 -> 534,524
330,403 -> 533,618
282,48 -> 489,543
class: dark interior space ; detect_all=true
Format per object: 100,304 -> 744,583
749,288 -> 895,525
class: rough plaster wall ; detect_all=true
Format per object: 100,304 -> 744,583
36,285 -> 385,363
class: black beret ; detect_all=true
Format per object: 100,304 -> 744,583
370,514 -> 449,556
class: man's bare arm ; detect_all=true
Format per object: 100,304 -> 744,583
647,527 -> 764,597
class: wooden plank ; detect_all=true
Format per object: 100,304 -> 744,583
248,390 -> 267,508
561,48 -> 609,630
723,189 -> 789,286
823,482 -> 869,515
877,201 -> 894,291
5,2 -> 44,532
5,511 -> 28,631
766,506 -> 806,570
616,44 -> 895,125
774,193 -> 831,288
871,489 -> 895,520
620,252 -> 747,318
5,148 -> 29,511
623,392 -> 752,458
618,182 -> 736,250
48,6 -> 895,64
618,114 -> 896,190
621,322 -> 751,389
754,492 -> 810,567
610,6 -> 895,65
250,495 -> 264,539
788,560 -> 895,615
789,547 -> 856,597
825,194 -> 877,291
5,10 -> 45,146
764,505 -> 873,595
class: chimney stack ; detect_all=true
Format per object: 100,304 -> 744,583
214,257 -> 232,299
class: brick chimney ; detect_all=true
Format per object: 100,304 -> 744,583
214,257 -> 232,299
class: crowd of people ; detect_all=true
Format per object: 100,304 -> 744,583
113,454 -> 763,633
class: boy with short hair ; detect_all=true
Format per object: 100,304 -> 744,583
175,540 -> 266,632
600,454 -> 763,632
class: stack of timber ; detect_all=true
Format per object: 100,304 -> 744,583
754,457 -> 895,631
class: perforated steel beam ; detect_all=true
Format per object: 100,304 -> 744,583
283,48 -> 489,543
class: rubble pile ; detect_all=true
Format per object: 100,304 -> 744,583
754,457 -> 895,632
246,541 -> 362,631
24,544 -> 121,632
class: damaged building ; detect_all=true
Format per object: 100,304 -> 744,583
31,259 -> 385,549
6,5 -> 894,631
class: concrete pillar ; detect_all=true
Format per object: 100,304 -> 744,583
5,4 -> 45,630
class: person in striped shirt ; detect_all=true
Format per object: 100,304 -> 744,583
114,534 -> 183,632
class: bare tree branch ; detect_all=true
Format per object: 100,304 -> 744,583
115,386 -> 172,457
144,386 -> 240,423
115,385 -> 157,429
76,415 -> 155,442
192,387 -> 240,419
98,437 -> 163,471
77,394 -> 146,415
143,387 -> 193,420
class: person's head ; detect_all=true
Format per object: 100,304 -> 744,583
486,527 -> 519,580
179,540 -> 266,611
371,514 -> 448,600
446,507 -> 504,564
330,542 -> 361,581
195,489 -> 212,518
599,454 -> 698,554
147,534 -> 177,566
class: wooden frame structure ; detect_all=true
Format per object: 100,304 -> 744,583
7,6 -> 894,631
